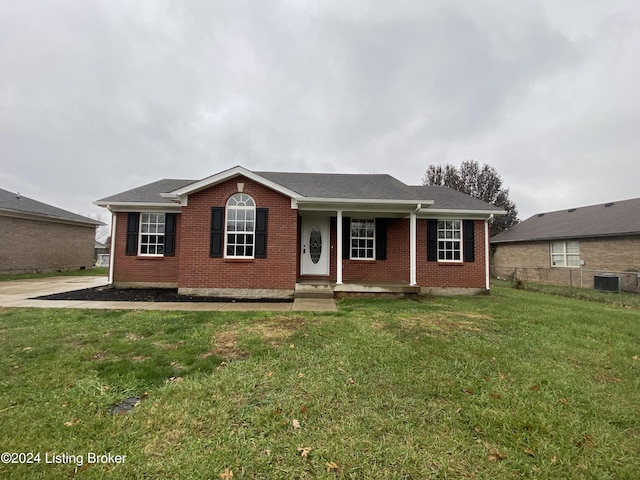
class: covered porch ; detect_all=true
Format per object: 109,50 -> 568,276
295,279 -> 421,299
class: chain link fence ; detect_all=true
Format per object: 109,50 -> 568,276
491,266 -> 640,293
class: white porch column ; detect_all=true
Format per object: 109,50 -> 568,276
485,216 -> 491,291
336,210 -> 343,285
409,211 -> 417,286
108,211 -> 116,285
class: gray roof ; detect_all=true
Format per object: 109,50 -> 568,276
257,171 -> 421,200
409,185 -> 504,212
491,197 -> 640,243
0,188 -> 103,226
96,179 -> 196,205
96,169 -> 502,212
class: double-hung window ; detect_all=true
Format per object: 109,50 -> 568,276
437,220 -> 462,261
350,219 -> 375,259
551,241 -> 580,267
139,213 -> 165,256
225,193 -> 255,258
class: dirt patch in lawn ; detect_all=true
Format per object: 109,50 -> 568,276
201,316 -> 307,361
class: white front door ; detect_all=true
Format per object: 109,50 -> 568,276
300,217 -> 330,276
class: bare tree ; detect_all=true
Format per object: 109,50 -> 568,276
423,160 -> 519,235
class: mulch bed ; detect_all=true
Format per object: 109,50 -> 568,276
34,286 -> 293,303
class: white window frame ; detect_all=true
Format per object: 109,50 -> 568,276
437,219 -> 462,262
225,193 -> 256,258
350,218 -> 376,260
550,241 -> 580,267
139,213 -> 165,256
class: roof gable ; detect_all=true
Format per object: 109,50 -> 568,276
0,188 -> 103,226
492,197 -> 640,243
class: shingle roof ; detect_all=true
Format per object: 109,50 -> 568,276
95,168 -> 502,213
96,179 -> 196,204
0,188 -> 103,226
408,186 -> 504,212
491,197 -> 640,243
256,171 -> 420,200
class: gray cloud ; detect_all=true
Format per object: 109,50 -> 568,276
1,0 -> 638,225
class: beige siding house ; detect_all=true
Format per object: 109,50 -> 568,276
491,198 -> 640,291
0,188 -> 104,274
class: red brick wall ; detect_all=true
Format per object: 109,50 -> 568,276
417,219 -> 487,288
112,213 -> 180,284
178,176 -> 298,290
301,217 -> 487,288
342,218 -> 410,282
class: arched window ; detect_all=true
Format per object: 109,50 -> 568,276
225,193 -> 255,257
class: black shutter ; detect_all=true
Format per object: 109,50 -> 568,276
375,218 -> 387,260
463,220 -> 475,262
342,216 -> 351,259
255,208 -> 268,258
164,213 -> 176,256
427,219 -> 438,262
126,213 -> 139,256
210,207 -> 224,257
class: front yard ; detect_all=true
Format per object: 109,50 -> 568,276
1,287 -> 638,479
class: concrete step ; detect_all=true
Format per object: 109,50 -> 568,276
294,283 -> 335,299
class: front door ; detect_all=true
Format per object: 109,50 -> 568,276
300,217 -> 330,276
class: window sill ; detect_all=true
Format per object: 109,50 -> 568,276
348,259 -> 376,263
136,255 -> 164,260
224,258 -> 254,263
437,261 -> 464,266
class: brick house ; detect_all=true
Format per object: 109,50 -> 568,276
0,188 -> 104,274
95,166 -> 503,298
491,197 -> 640,290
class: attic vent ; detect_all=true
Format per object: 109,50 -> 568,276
568,208 -> 576,213
537,213 -> 545,217
604,202 -> 614,207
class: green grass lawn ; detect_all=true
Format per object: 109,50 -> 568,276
1,287 -> 638,479
0,267 -> 108,282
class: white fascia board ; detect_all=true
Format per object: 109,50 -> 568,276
296,198 -> 433,213
165,165 -> 302,200
418,208 -> 505,219
93,201 -> 182,213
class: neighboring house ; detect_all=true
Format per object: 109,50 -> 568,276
0,188 -> 104,274
491,197 -> 640,290
95,165 -> 503,298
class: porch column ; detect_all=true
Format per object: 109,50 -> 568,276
410,211 -> 417,286
108,212 -> 116,285
336,210 -> 343,284
485,216 -> 491,291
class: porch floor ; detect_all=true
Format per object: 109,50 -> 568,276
295,279 -> 420,298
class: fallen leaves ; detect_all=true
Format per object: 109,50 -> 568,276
297,447 -> 312,458
326,461 -> 339,472
64,418 -> 81,427
482,441 -> 506,462
292,419 -> 301,430
219,467 -> 233,479
487,449 -> 506,462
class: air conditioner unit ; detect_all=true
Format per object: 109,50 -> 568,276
594,274 -> 620,292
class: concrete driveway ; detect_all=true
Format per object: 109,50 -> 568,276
0,276 -> 337,312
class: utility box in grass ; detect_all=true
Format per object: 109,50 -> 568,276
594,274 -> 620,292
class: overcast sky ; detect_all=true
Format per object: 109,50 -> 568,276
2,0 -> 638,233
